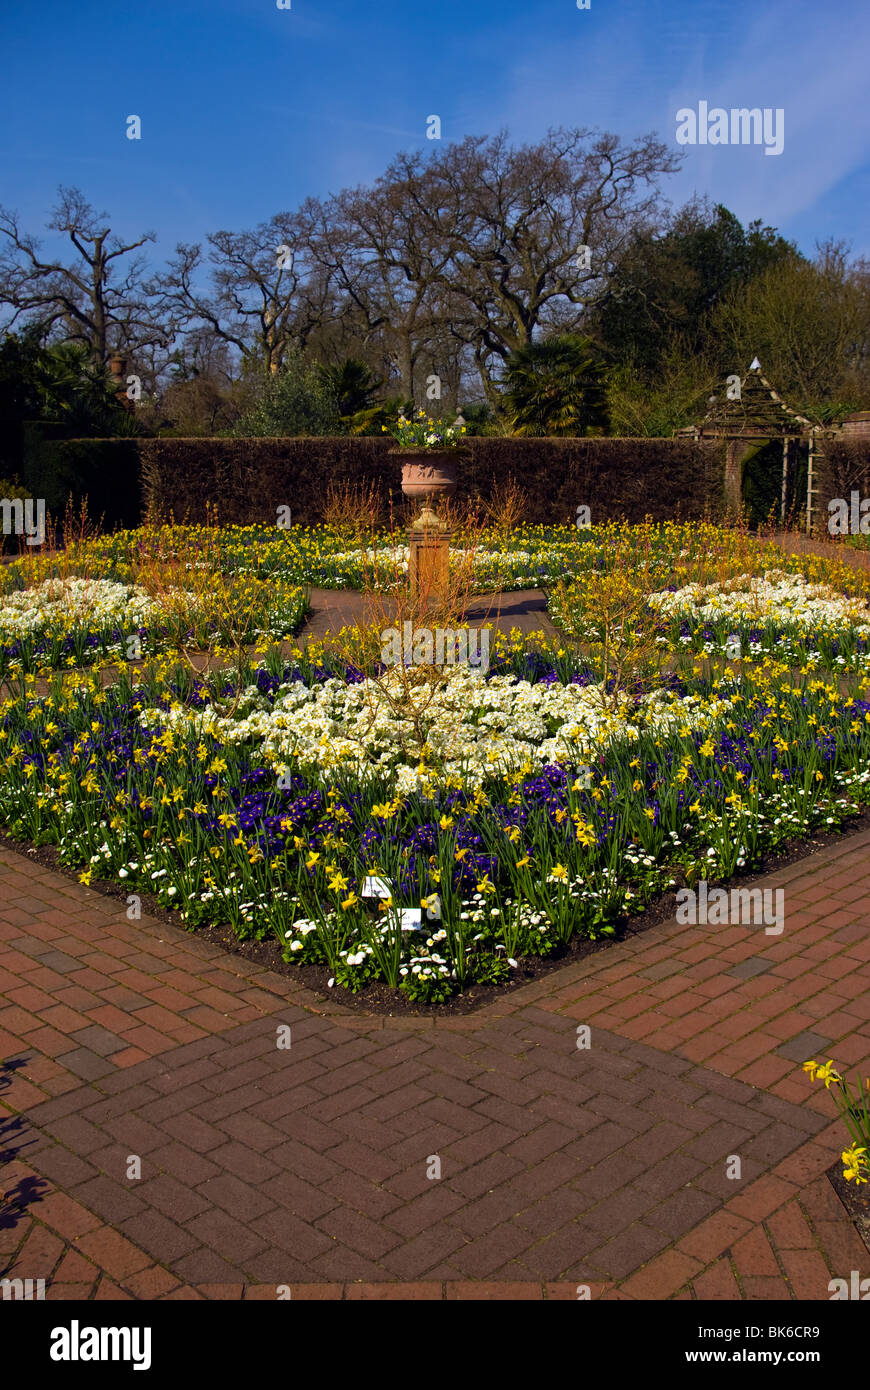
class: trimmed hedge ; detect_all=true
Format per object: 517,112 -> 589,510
141,436 -> 393,526
14,431 -> 141,531
19,431 -> 867,535
140,435 -> 723,527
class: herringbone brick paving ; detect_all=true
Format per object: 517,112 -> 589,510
1,824 -> 869,1300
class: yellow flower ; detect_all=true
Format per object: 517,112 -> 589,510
551,863 -> 568,881
340,892 -> 359,911
842,1146 -> 869,1183
805,1059 -> 842,1089
516,854 -> 530,868
305,852 -> 320,869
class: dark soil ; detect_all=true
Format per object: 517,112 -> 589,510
828,1160 -> 870,1256
4,802 -> 870,1019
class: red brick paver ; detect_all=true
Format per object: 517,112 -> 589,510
2,823 -> 869,1301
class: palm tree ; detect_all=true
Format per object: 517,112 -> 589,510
317,357 -> 385,433
0,329 -> 142,436
502,334 -> 609,436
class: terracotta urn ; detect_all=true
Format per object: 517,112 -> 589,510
390,448 -> 466,505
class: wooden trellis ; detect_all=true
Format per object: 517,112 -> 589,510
678,361 -> 816,525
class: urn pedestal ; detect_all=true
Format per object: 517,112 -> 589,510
390,448 -> 465,605
408,512 -> 452,605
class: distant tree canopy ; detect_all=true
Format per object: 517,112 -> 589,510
1,136 -> 868,439
591,201 -> 798,377
711,241 -> 870,418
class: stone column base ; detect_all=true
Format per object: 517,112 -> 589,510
408,527 -> 451,606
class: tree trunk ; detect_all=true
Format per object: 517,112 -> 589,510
394,334 -> 415,402
92,237 -> 108,367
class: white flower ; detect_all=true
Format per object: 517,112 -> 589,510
649,570 -> 870,637
0,575 -> 201,641
138,666 -> 735,798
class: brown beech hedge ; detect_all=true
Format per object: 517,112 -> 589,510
137,435 -> 724,527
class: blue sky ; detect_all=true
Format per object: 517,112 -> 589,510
1,0 -> 868,264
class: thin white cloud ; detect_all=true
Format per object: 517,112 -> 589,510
667,1 -> 870,224
473,0 -> 870,242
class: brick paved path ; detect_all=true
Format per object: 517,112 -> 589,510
2,526 -> 870,1299
769,531 -> 870,574
299,586 -> 559,644
2,825 -> 869,1301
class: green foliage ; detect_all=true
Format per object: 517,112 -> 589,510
502,334 -> 609,437
233,352 -> 341,437
317,357 -> 384,431
605,341 -> 714,437
593,201 -> 798,379
711,249 -> 870,417
23,437 -> 142,529
813,402 -> 865,426
0,328 -> 142,437
456,401 -> 500,436
740,439 -> 786,528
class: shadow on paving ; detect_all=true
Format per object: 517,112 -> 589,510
0,1058 -> 51,1246
22,1008 -> 824,1286
298,587 -> 560,645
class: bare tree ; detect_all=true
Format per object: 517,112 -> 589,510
388,128 -> 681,404
0,186 -> 168,367
154,210 -> 337,376
296,184 -> 449,400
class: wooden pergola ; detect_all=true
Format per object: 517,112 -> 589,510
678,360 -> 824,530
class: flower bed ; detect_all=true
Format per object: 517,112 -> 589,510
0,566 -> 310,679
1,522 -> 869,1006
